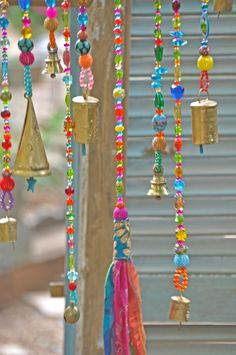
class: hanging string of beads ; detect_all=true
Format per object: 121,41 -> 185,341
61,0 -> 80,324
0,0 -> 15,213
197,0 -> 213,95
169,0 -> 190,321
148,0 -> 169,199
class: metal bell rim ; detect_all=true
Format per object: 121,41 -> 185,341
13,169 -> 51,177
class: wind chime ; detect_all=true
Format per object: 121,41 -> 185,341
0,0 -> 17,243
103,1 -> 146,353
190,0 -> 218,154
42,0 -> 63,78
169,0 -> 191,323
147,0 -> 169,199
14,0 -> 51,192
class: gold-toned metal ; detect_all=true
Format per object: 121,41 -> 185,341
0,217 -> 17,243
64,303 -> 80,324
214,0 -> 233,12
190,98 -> 218,146
14,97 -> 51,177
147,172 -> 169,199
72,95 -> 99,144
169,296 -> 191,322
42,45 -> 63,78
49,281 -> 65,298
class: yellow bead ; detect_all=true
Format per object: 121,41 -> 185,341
21,27 -> 32,39
197,55 -> 214,71
115,125 -> 124,132
176,228 -> 187,241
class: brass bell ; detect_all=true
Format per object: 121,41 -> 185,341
190,97 -> 218,151
169,295 -> 191,323
64,303 -> 80,324
49,281 -> 65,298
0,217 -> 17,243
42,44 -> 63,79
72,95 -> 99,144
214,0 -> 233,13
147,169 -> 169,199
14,97 -> 51,178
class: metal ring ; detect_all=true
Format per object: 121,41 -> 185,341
198,89 -> 209,102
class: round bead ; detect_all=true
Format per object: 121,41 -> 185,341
79,54 -> 93,69
174,254 -> 190,268
172,0 -> 180,12
113,87 -> 125,99
0,1 -> 10,11
0,175 -> 15,192
44,17 -> 59,31
174,179 -> 185,192
113,207 -> 128,220
19,0 -> 31,11
21,27 -> 32,39
78,30 -> 88,40
2,139 -> 11,150
19,52 -> 35,66
197,55 -> 214,71
171,84 -> 184,100
18,37 -> 34,52
0,90 -> 12,103
152,136 -> 166,152
152,114 -> 167,132
0,16 -> 9,29
75,39 -> 91,55
1,109 -> 10,119
46,7 -> 57,18
199,45 -> 209,56
68,282 -> 77,291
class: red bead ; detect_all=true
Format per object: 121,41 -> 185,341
117,166 -> 124,174
114,37 -> 122,45
115,107 -> 124,116
155,38 -> 163,46
67,198 -> 73,206
174,138 -> 182,151
116,202 -> 124,208
3,134 -> 11,141
68,282 -> 77,291
116,152 -> 123,161
1,109 -> 10,119
2,140 -> 11,150
0,175 -> 15,192
67,226 -> 74,234
63,29 -> 71,37
19,52 -> 35,66
65,186 -> 74,196
114,19 -> 122,25
116,141 -> 123,149
113,28 -> 122,35
172,0 -> 181,12
61,1 -> 70,10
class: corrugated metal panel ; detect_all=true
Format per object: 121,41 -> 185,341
128,1 -> 236,353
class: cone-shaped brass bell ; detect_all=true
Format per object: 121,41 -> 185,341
42,44 -> 63,79
214,0 -> 233,13
169,296 -> 191,322
14,97 -> 51,177
147,169 -> 169,199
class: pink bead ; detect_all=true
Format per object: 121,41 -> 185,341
2,80 -> 8,87
113,207 -> 128,220
19,52 -> 35,66
46,7 -> 57,18
22,17 -> 31,27
63,50 -> 71,67
67,240 -> 74,248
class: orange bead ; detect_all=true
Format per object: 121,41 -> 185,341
175,166 -> 183,178
79,54 -> 93,69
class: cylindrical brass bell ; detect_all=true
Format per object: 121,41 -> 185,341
169,296 -> 191,322
190,98 -> 218,146
72,95 -> 99,144
14,97 -> 51,177
0,217 -> 17,243
49,281 -> 65,298
147,171 -> 169,199
42,44 -> 63,78
214,0 -> 233,12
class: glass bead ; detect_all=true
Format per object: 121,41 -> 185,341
46,0 -> 56,6
115,55 -> 123,65
174,254 -> 190,268
19,52 -> 34,65
67,270 -> 78,281
155,92 -> 164,109
46,7 -> 57,18
2,62 -> 8,77
175,126 -> 182,135
175,214 -> 184,224
171,85 -> 184,100
0,38 -> 10,47
69,255 -> 75,269
172,17 -> 181,29
0,16 -> 9,29
116,69 -> 123,80
174,48 -> 180,60
21,27 -> 32,39
68,282 -> 77,291
0,90 -> 12,104
113,87 -> 125,99
155,46 -> 163,61
70,290 -> 78,304
63,12 -> 69,27
197,55 -> 214,71
176,228 -> 187,241
67,168 -> 74,179
65,93 -> 70,106
170,31 -> 184,37
75,39 -> 91,55
175,166 -> 183,178
78,13 -> 88,26
19,0 -> 31,11
63,75 -> 73,85
152,81 -> 162,89
155,14 -> 162,24
173,38 -> 187,47
172,0 -> 180,12
155,66 -> 168,75
18,37 -> 33,52
174,179 -> 185,192
152,114 -> 167,132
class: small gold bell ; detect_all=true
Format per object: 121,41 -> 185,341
169,295 -> 191,323
64,303 -> 80,324
42,44 -> 63,79
214,0 -> 233,13
147,169 -> 169,199
190,97 -> 218,150
72,95 -> 99,144
0,217 -> 17,243
14,97 -> 51,178
49,281 -> 65,298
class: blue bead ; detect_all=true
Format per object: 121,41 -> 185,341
78,13 -> 88,26
155,66 -> 168,75
18,0 -> 31,11
2,62 -> 8,77
0,16 -> 9,29
151,81 -> 162,89
63,75 -> 73,85
174,254 -> 190,268
152,114 -> 167,132
151,73 -> 162,81
45,0 -> 56,6
70,290 -> 78,304
169,31 -> 184,37
171,85 -> 184,100
75,39 -> 91,55
173,38 -> 187,46
174,179 -> 185,192
67,270 -> 78,281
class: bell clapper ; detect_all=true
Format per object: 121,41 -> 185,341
199,144 -> 204,154
27,177 -> 37,193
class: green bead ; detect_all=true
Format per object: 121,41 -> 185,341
174,48 -> 180,60
67,168 -> 74,179
116,69 -> 123,80
155,15 -> 162,24
65,93 -> 70,106
155,46 -> 163,61
67,212 -> 74,221
69,255 -> 75,269
172,17 -> 181,28
154,29 -> 161,39
175,214 -> 184,224
0,90 -> 12,103
175,126 -> 182,135
116,181 -> 123,194
155,92 -> 164,109
64,12 -> 69,27
175,153 -> 182,163
115,0 -> 121,5
115,55 -> 123,65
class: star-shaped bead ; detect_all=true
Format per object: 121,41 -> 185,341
27,177 -> 37,192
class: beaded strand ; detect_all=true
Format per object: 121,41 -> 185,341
61,0 -> 79,318
170,0 -> 190,295
151,0 -> 168,178
44,0 -> 59,53
0,0 -> 15,212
